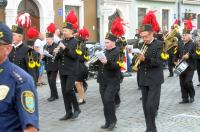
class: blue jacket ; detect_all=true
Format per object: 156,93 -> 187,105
0,59 -> 39,131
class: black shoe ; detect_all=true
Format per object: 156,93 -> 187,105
155,111 -> 158,118
107,122 -> 116,131
190,98 -> 194,103
59,114 -> 72,121
179,99 -> 189,104
71,110 -> 81,119
55,96 -> 59,99
140,97 -> 142,100
197,84 -> 200,87
100,123 -> 109,129
115,104 -> 120,109
145,129 -> 157,132
47,97 -> 56,102
168,74 -> 173,77
78,100 -> 86,105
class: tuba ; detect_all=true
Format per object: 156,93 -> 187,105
161,25 -> 179,60
132,43 -> 148,71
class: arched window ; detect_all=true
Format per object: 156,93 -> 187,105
18,0 -> 39,17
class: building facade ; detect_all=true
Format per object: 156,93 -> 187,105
99,0 -> 200,43
4,0 -> 54,33
54,0 -> 98,42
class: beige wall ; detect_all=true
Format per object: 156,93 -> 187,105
53,0 -> 63,30
84,0 -> 97,42
0,8 -> 5,23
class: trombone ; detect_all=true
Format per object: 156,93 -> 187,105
132,43 -> 148,71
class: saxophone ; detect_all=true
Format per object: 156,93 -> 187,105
132,43 -> 148,71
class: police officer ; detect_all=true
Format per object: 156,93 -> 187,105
54,10 -> 81,120
137,24 -> 164,132
43,32 -> 59,101
176,28 -> 196,104
0,24 -> 39,131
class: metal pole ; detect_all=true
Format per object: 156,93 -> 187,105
177,0 -> 181,25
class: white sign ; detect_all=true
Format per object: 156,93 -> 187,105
101,6 -> 116,16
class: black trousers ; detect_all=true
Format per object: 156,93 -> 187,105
179,68 -> 195,100
99,81 -> 120,124
47,71 -> 58,98
196,59 -> 200,82
168,55 -> 174,75
141,84 -> 161,131
60,75 -> 79,115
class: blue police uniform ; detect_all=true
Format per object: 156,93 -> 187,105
0,59 -> 39,131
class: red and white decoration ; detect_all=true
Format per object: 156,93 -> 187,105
16,13 -> 31,28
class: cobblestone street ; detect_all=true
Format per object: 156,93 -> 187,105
38,70 -> 200,132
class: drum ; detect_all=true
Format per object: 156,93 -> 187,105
174,59 -> 189,76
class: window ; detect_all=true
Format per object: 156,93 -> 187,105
138,8 -> 147,28
162,9 -> 169,31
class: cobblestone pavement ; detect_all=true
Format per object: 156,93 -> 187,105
38,70 -> 200,132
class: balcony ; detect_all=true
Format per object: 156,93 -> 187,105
183,0 -> 200,5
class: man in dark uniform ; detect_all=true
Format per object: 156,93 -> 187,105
176,28 -> 196,104
0,23 -> 39,131
55,10 -> 80,120
96,32 -> 121,131
9,25 -> 35,78
137,24 -> 164,132
193,30 -> 200,86
26,27 -> 40,84
43,32 -> 59,101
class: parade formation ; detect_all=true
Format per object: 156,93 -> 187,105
1,2 -> 200,132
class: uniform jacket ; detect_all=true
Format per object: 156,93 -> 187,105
96,47 -> 121,84
57,37 -> 79,76
9,43 -> 30,72
43,42 -> 59,71
0,59 -> 39,131
138,39 -> 164,86
176,40 -> 196,70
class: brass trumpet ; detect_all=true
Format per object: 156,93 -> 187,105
132,43 -> 148,71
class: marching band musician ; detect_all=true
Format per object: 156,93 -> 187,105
75,27 -> 89,104
94,18 -> 124,131
175,21 -> 196,104
26,27 -> 40,85
193,30 -> 200,86
54,10 -> 81,120
9,25 -> 38,83
136,24 -> 164,132
132,10 -> 164,132
42,23 -> 59,102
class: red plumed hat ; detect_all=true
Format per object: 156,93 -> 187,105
173,19 -> 179,25
64,10 -> 78,30
183,19 -> 193,31
47,23 -> 56,33
78,27 -> 89,40
111,18 -> 125,37
27,27 -> 39,39
142,10 -> 160,33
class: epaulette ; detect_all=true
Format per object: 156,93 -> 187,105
10,65 -> 27,84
